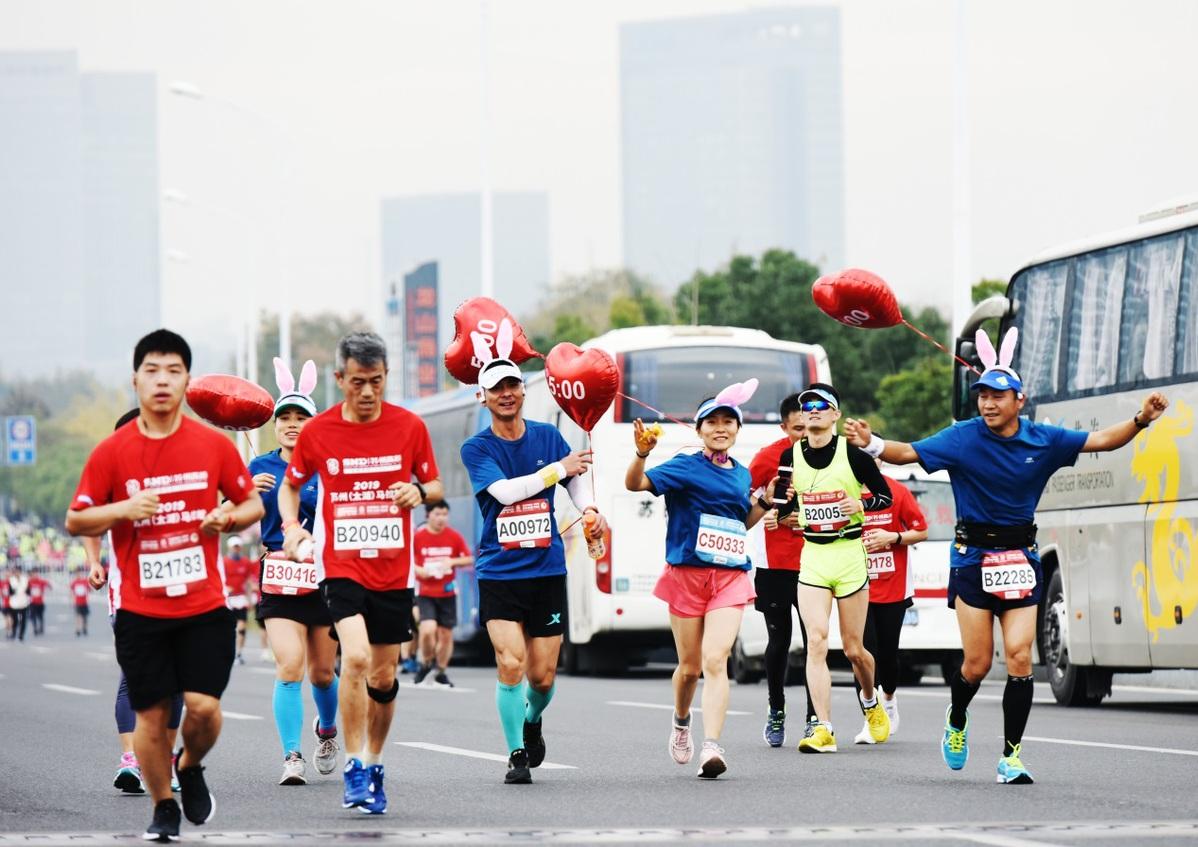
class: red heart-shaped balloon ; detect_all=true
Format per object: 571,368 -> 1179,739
443,297 -> 540,384
544,343 -> 618,433
186,375 -> 274,432
812,268 -> 903,329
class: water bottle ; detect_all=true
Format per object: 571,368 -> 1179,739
584,513 -> 606,560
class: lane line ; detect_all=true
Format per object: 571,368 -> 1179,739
1112,683 -> 1198,697
400,681 -> 477,694
607,700 -> 752,716
42,683 -> 100,696
84,651 -> 113,662
395,741 -> 576,769
1022,734 -> 1198,757
221,710 -> 265,721
958,835 -> 1066,847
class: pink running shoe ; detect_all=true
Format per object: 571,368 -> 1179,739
113,752 -> 145,794
697,740 -> 727,779
670,718 -> 694,764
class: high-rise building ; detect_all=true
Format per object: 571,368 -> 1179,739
0,52 -> 160,383
620,7 -> 844,288
379,192 -> 550,381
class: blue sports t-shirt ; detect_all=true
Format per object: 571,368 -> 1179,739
912,416 -> 1088,568
461,420 -> 573,580
249,449 -> 319,551
645,452 -> 753,571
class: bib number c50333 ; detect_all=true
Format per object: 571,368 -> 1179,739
695,514 -> 748,567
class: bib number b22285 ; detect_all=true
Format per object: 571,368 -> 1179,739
980,550 -> 1036,600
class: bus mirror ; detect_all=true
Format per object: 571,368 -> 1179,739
952,339 -> 980,421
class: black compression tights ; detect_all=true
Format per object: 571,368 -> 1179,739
762,604 -> 815,721
861,601 -> 908,696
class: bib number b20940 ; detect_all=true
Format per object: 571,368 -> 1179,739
332,503 -> 404,556
695,514 -> 748,567
980,550 -> 1036,600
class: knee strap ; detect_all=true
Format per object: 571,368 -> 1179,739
367,679 -> 399,704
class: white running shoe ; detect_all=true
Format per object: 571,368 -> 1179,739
853,721 -> 876,745
312,717 -> 340,776
279,752 -> 307,786
883,694 -> 899,735
669,719 -> 694,765
697,741 -> 726,779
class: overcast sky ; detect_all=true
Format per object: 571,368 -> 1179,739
5,0 -> 1198,343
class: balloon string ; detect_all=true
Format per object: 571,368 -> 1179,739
900,319 -> 981,375
615,392 -> 693,428
558,432 -> 597,540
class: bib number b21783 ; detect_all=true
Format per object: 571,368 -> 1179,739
138,532 -> 208,598
695,514 -> 748,567
980,550 -> 1036,600
497,499 -> 552,550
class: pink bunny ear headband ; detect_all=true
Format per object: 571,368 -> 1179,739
473,319 -> 523,391
972,328 -> 1024,395
273,357 -> 319,417
695,378 -> 759,425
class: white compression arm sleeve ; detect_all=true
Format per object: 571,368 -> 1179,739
565,472 -> 595,513
485,462 -> 567,506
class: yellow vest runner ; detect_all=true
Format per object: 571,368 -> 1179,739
792,437 -> 869,598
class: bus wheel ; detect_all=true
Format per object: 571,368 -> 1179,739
1040,569 -> 1106,706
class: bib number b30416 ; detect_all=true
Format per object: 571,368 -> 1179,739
261,551 -> 319,596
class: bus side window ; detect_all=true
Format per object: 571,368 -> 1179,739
1118,234 -> 1184,384
1011,261 -> 1069,398
1176,229 -> 1198,376
1067,248 -> 1126,393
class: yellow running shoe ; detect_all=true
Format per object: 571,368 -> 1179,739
863,701 -> 891,743
797,721 -> 837,753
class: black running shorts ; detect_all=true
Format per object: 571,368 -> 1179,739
753,567 -> 800,614
321,578 -> 413,645
948,556 -> 1043,613
479,574 -> 566,638
258,590 -> 333,628
113,606 -> 236,711
416,594 -> 458,629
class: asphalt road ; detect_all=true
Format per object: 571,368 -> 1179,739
2,604 -> 1197,846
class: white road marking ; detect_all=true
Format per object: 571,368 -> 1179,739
395,741 -> 576,769
1111,683 -> 1198,697
399,681 -> 477,694
42,683 -> 99,696
958,835 -> 1066,847
606,700 -> 752,716
1022,734 -> 1198,757
221,710 -> 265,721
889,689 -> 1056,705
84,651 -> 113,662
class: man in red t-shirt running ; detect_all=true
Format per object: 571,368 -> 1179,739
748,392 -> 816,747
28,570 -> 50,636
222,536 -> 253,663
412,501 -> 473,687
69,570 -> 91,636
67,329 -> 263,842
280,332 -> 442,816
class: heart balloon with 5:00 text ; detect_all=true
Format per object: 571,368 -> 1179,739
544,343 -> 619,433
443,297 -> 540,384
811,268 -> 903,329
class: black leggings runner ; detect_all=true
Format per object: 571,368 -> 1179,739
861,600 -> 909,696
762,603 -> 816,721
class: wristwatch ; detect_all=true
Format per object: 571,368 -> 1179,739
412,480 -> 427,502
1133,413 -> 1150,429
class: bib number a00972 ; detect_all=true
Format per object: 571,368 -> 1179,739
799,490 -> 850,532
332,503 -> 404,556
138,532 -> 207,598
261,551 -> 319,596
695,514 -> 748,567
980,550 -> 1036,599
497,499 -> 552,550
867,550 -> 895,580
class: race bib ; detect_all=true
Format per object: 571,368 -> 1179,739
695,514 -> 748,567
261,551 -> 319,596
799,490 -> 850,532
867,550 -> 896,580
138,532 -> 208,598
226,593 -> 248,609
497,499 -> 552,550
980,550 -> 1036,599
424,558 -> 451,579
332,502 -> 404,555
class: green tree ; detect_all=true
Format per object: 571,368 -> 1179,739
972,278 -> 1008,304
873,356 -> 953,441
255,310 -> 374,394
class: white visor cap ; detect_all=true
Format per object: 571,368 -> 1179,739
478,359 -> 524,390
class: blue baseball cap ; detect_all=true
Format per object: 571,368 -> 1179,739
972,368 -> 1023,394
695,397 -> 743,425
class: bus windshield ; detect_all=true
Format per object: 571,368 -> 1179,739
902,478 -> 956,542
616,346 -> 814,423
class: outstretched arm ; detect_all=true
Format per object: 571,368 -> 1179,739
842,418 -> 920,465
1083,392 -> 1169,452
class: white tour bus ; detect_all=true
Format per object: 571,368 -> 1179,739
411,325 -> 829,673
951,201 -> 1198,705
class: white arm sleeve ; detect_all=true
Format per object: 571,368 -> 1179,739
565,473 -> 595,513
485,462 -> 567,506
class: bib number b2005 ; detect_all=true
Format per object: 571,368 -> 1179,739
799,490 -> 850,532
980,550 -> 1036,600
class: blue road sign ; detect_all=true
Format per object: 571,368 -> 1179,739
5,416 -> 36,466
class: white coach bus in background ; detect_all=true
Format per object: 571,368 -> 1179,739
413,325 -> 829,673
952,200 -> 1198,705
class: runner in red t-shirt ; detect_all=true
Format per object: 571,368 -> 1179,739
747,392 -> 816,747
279,332 -> 442,815
69,571 -> 91,636
852,470 -> 928,744
27,571 -> 50,636
222,537 -> 253,663
412,501 -> 473,688
65,330 -> 263,841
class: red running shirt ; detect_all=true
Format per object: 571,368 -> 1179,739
70,417 -> 255,618
223,553 -> 252,594
28,576 -> 49,604
70,577 -> 90,607
862,476 -> 928,604
413,525 -> 471,598
748,437 -> 805,571
285,403 -> 439,592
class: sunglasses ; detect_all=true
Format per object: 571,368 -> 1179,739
801,399 -> 833,412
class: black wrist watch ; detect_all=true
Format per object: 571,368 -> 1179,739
1133,414 -> 1150,429
894,531 -> 902,546
412,480 -> 427,502
757,497 -> 773,510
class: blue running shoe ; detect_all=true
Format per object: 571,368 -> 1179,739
400,657 -> 419,675
358,765 -> 387,814
941,705 -> 969,771
762,708 -> 786,748
342,758 -> 373,808
996,745 -> 1034,784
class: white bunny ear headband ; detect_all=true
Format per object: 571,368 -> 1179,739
973,328 -> 1024,396
695,378 -> 759,425
473,319 -> 523,393
273,357 -> 319,417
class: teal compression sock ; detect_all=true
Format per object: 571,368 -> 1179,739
496,681 -> 525,753
525,681 -> 555,724
272,679 -> 303,757
311,675 -> 339,733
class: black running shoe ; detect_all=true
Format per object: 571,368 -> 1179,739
413,662 -> 433,686
143,798 -> 181,842
505,748 -> 532,784
176,762 -> 215,825
523,719 -> 546,768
